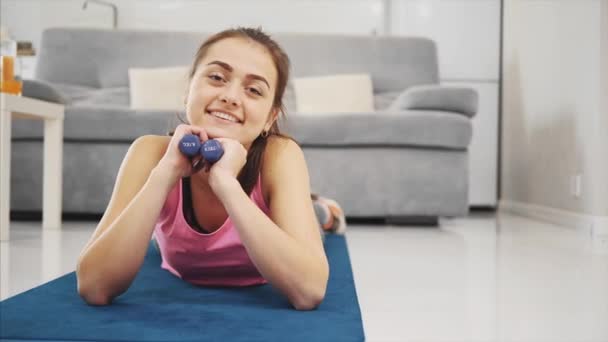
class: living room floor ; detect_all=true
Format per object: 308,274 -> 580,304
2,212 -> 607,342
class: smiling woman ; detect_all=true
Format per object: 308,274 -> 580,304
179,29 -> 292,195
75,27 -> 330,311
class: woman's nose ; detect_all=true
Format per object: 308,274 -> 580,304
219,85 -> 241,106
220,95 -> 238,106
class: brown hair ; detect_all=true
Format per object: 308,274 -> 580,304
175,27 -> 293,195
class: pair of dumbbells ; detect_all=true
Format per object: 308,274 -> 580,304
178,134 -> 224,164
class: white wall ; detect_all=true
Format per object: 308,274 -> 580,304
501,0 -> 607,219
598,0 -> 608,216
391,0 -> 500,81
1,0 -> 384,51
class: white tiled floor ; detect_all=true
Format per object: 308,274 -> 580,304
1,212 -> 607,342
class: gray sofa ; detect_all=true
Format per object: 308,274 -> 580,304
11,28 -> 477,224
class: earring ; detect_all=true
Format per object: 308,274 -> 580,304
261,130 -> 269,138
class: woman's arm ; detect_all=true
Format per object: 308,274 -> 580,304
76,135 -> 173,305
77,124 -> 208,305
210,137 -> 329,311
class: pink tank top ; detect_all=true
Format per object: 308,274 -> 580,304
153,175 -> 269,287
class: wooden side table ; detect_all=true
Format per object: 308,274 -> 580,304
0,93 -> 64,241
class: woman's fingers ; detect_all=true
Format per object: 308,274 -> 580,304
175,124 -> 208,142
197,128 -> 209,142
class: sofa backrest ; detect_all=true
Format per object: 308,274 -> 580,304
36,27 -> 439,93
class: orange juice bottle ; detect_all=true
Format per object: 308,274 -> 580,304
1,38 -> 22,95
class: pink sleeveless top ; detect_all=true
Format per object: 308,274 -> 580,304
153,176 -> 269,287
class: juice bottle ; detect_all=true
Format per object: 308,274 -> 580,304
0,38 -> 22,95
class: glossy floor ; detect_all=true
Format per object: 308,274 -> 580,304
1,212 -> 607,342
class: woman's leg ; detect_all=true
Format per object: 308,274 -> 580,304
311,194 -> 347,235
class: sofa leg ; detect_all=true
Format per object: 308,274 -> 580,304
385,216 -> 439,226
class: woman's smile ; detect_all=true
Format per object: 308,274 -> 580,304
206,110 -> 243,124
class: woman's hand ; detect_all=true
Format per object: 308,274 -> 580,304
155,124 -> 209,183
207,137 -> 247,194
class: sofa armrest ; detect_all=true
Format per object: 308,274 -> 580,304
22,79 -> 69,105
388,85 -> 478,118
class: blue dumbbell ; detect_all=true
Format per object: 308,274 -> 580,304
178,134 -> 201,157
200,139 -> 224,164
178,134 -> 224,164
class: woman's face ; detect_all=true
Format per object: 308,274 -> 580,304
186,37 -> 278,149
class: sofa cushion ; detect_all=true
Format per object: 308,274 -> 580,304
71,87 -> 130,107
389,85 -> 478,117
12,105 -> 174,141
128,66 -> 190,110
293,74 -> 374,114
51,83 -> 130,107
282,111 -> 472,150
373,91 -> 401,111
22,79 -> 70,104
52,83 -> 97,103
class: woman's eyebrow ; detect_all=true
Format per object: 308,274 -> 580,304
206,60 -> 270,89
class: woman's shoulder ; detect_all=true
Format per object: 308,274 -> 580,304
260,135 -> 306,195
263,135 -> 302,167
120,135 -> 171,177
128,135 -> 171,160
131,134 -> 171,151
266,135 -> 300,153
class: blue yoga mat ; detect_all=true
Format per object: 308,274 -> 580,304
1,235 -> 364,341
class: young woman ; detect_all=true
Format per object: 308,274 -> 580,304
76,27 -> 329,311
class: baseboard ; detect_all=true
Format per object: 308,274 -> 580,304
346,216 -> 439,226
499,200 -> 608,237
10,211 -> 102,221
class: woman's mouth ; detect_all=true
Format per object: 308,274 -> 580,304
206,110 -> 242,124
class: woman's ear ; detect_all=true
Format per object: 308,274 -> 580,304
264,108 -> 280,131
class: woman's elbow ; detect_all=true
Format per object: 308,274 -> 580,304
291,276 -> 328,310
76,264 -> 113,306
77,281 -> 113,306
292,291 -> 325,311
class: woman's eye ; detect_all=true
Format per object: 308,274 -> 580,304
209,74 -> 224,82
248,88 -> 262,96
